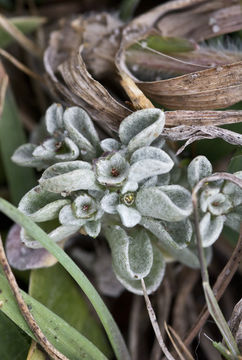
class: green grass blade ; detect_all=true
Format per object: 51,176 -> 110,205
29,264 -> 112,358
0,273 -> 108,360
0,86 -> 36,204
0,16 -> 46,49
0,197 -> 131,360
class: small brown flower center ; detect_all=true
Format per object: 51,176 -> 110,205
110,167 -> 120,177
82,204 -> 90,211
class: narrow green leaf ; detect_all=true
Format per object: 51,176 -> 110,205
0,197 -> 131,360
0,87 -> 36,204
228,151 -> 242,173
0,16 -> 46,49
29,264 -> 112,358
0,273 -> 108,360
119,0 -> 140,21
129,35 -> 195,53
0,311 -> 30,360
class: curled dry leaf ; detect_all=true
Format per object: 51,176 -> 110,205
6,224 -> 58,270
43,0 -> 242,134
162,125 -> 242,154
116,0 -> 242,110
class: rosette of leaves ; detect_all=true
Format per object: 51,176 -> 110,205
12,103 -> 101,170
12,104 -> 242,294
187,156 -> 242,247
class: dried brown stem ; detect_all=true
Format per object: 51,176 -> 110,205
0,14 -> 42,57
141,278 -> 176,360
0,49 -> 44,82
184,228 -> 242,347
0,235 -> 69,360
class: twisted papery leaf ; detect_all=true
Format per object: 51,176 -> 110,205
187,155 -> 212,189
199,212 -> 225,247
119,109 -> 165,153
39,161 -> 98,193
18,186 -> 70,222
104,225 -> 165,295
136,185 -> 192,221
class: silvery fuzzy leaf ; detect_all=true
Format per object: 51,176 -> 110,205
129,147 -> 173,182
63,107 -> 100,159
20,224 -> 79,249
101,192 -> 119,214
39,161 -> 98,193
207,193 -> 232,216
200,186 -> 221,213
33,137 -> 79,162
59,205 -> 85,226
136,185 -> 192,222
88,190 -> 105,201
156,173 -> 170,186
222,171 -> 242,207
18,186 -> 70,222
119,109 -> 165,153
121,181 -> 138,194
115,242 -> 165,295
141,217 -> 200,268
199,212 -> 225,247
187,155 -> 212,189
73,193 -> 98,219
45,103 -> 64,135
84,220 -> 101,238
96,152 -> 129,186
225,205 -> 242,232
11,143 -> 47,169
141,217 -> 192,250
100,138 -> 121,152
117,204 -> 141,228
104,225 -> 153,281
151,136 -> 166,149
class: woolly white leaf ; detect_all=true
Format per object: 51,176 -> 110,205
121,181 -> 138,194
119,109 -> 165,153
225,205 -> 242,232
18,186 -> 70,222
11,143 -> 47,169
73,193 -> 98,219
101,192 -> 119,214
84,220 -> 101,238
33,137 -> 79,162
63,107 -> 99,159
45,103 -> 64,135
104,225 -> 153,281
96,153 -> 129,186
207,193 -> 232,216
117,204 -> 141,228
222,171 -> 242,207
141,217 -> 200,268
59,205 -> 85,226
136,185 -> 192,222
20,224 -> 79,249
187,156 -> 212,188
100,138 -> 121,152
199,212 -> 225,247
200,187 -> 221,213
39,161 -> 98,193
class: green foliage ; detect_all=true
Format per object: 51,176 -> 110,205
29,264 -> 112,358
0,87 -> 36,204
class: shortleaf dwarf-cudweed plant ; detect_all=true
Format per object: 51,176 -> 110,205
12,104 -> 242,294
